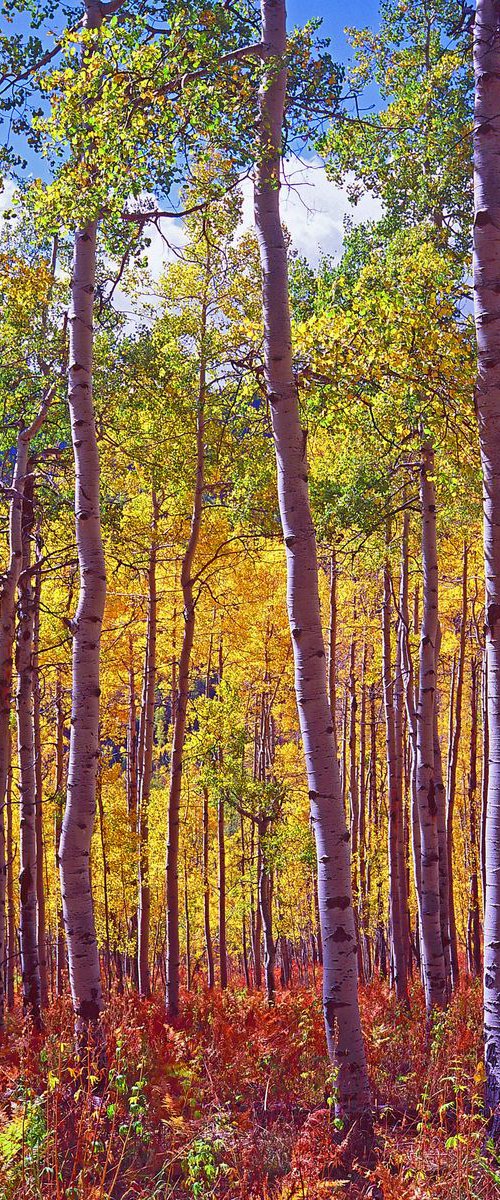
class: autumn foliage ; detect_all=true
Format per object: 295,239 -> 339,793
0,973 -> 498,1199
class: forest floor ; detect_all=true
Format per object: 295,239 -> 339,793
0,974 -> 499,1199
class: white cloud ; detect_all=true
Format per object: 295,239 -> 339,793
144,155 -> 382,282
240,154 -> 382,265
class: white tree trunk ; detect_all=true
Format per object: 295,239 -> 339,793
16,472 -> 42,1028
253,0 -> 370,1125
0,398 -> 51,1028
416,444 -> 446,1015
473,0 -> 500,1129
58,217 -> 106,1030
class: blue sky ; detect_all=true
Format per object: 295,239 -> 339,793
287,0 -> 380,58
2,1 -> 384,269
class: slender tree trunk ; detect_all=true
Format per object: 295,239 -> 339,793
6,733 -> 15,1011
341,687 -> 348,814
166,325 -> 205,1020
348,629 -> 359,901
433,625 -> 451,993
473,0 -> 500,1125
394,567 -> 410,986
16,475 -> 42,1028
259,819 -> 275,1005
127,636 -> 137,832
96,770 -> 111,994
58,209 -> 105,1030
183,852 -> 191,991
0,403 -> 50,1029
240,815 -> 251,987
54,676 -> 65,996
217,639 -> 227,990
468,658 -> 482,977
218,793 -> 227,989
253,837 -> 262,989
399,512 -> 421,950
203,786 -> 215,989
33,541 -> 48,1010
481,652 -> 488,914
328,548 -> 337,731
416,444 -> 446,1015
446,543 -> 467,989
253,0 -> 371,1125
138,511 -> 157,999
358,642 -> 370,979
382,551 -> 408,1005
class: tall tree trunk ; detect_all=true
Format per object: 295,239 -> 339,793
33,539 -> 48,1009
253,836 -> 263,988
481,651 -> 488,913
6,732 -> 15,1011
348,629 -> 359,900
16,474 -> 42,1028
446,543 -> 467,989
96,769 -> 111,994
394,566 -> 410,986
473,0 -> 500,1126
416,444 -> 446,1015
58,0 -> 107,1036
218,793 -> 227,989
0,402 -> 51,1029
217,639 -> 227,990
382,550 -> 408,1005
166,324 -> 205,1020
399,512 -> 421,953
468,658 -> 482,977
54,675 -> 65,996
127,635 -> 138,832
253,0 -> 371,1124
433,624 -> 451,994
358,641 -> 369,974
328,548 -> 337,732
138,508 -> 157,999
183,851 -> 191,991
258,818 -> 275,1005
203,786 -> 215,989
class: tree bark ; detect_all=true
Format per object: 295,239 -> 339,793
16,474 -> 42,1028
203,786 -> 215,989
138,506 -> 158,999
33,538 -> 48,1009
473,0 -> 500,1126
58,214 -> 106,1031
399,512 -> 421,947
0,401 -> 51,1028
481,651 -> 488,914
348,629 -> 359,901
433,624 -> 451,993
166,324 -> 205,1020
446,543 -> 467,989
54,675 -> 65,996
382,551 -> 408,1005
259,820 -> 275,1005
416,444 -> 446,1015
328,548 -> 337,733
6,732 -> 15,1011
468,658 -> 482,977
126,635 -> 138,832
253,0 -> 371,1125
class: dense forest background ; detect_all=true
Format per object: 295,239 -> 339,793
1,1 -> 499,1197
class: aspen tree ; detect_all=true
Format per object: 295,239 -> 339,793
473,0 -> 500,1128
416,445 -> 446,1014
16,472 -> 42,1028
58,0 -> 107,1031
253,0 -> 371,1127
